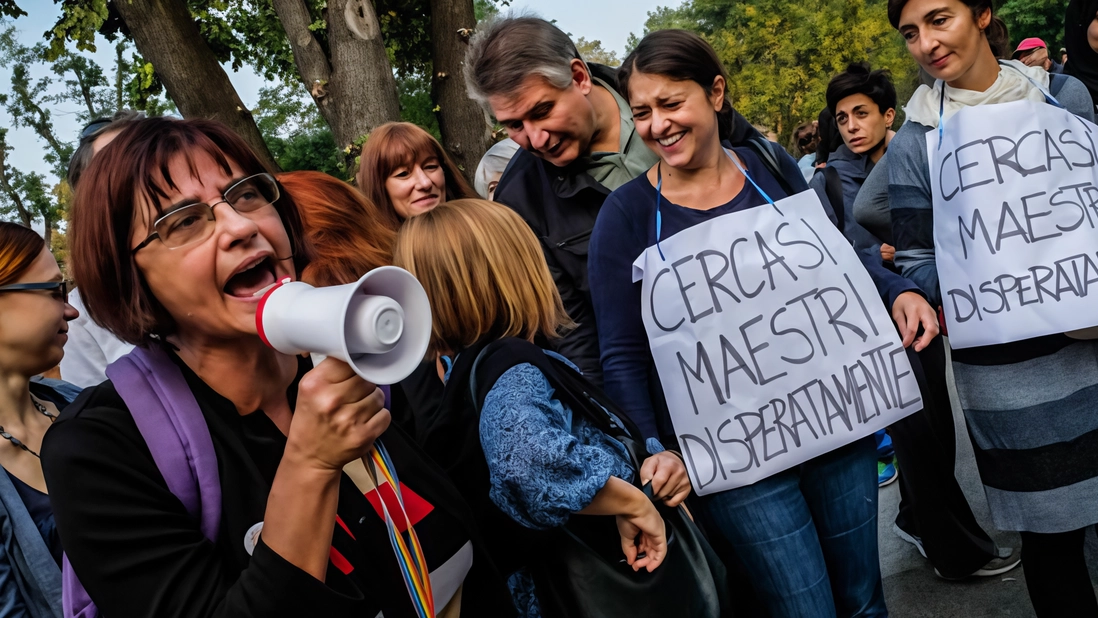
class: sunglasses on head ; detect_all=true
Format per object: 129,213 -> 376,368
79,118 -> 114,141
0,280 -> 71,303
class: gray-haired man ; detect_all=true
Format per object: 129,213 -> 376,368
464,16 -> 659,384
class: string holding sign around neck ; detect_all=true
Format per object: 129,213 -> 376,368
938,62 -> 1067,150
652,148 -> 783,261
654,161 -> 666,261
723,148 -> 782,215
371,440 -> 435,618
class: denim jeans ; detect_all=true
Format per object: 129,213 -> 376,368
702,435 -> 886,618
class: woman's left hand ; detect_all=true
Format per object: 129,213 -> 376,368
891,291 -> 939,352
640,451 -> 692,507
616,499 -> 667,572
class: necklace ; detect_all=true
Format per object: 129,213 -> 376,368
0,396 -> 58,459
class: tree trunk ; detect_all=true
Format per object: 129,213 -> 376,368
429,0 -> 491,183
115,43 -> 124,113
271,0 -> 400,153
42,213 -> 52,248
112,0 -> 279,171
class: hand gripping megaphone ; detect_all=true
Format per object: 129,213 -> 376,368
255,266 -> 432,385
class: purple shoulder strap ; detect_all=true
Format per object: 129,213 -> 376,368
62,345 -> 222,618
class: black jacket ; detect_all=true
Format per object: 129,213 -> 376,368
42,353 -> 514,618
490,65 -> 625,385
494,64 -> 782,386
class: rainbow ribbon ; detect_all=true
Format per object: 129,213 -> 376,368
371,441 -> 435,618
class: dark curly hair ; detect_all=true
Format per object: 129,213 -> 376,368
825,62 -> 897,116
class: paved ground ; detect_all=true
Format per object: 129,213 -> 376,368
877,347 -> 1098,617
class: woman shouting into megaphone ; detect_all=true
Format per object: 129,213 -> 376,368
42,117 -> 514,618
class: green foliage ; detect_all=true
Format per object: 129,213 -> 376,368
474,0 -> 501,21
47,49 -> 114,120
377,0 -> 432,76
0,26 -> 75,178
575,37 -> 620,66
997,0 -> 1067,50
44,0 -> 108,58
641,0 -> 917,147
125,54 -> 176,116
398,72 -> 441,139
253,81 -> 342,176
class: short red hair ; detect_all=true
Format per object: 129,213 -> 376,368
0,222 -> 45,286
70,117 -> 311,344
355,122 -> 475,231
278,170 -> 396,286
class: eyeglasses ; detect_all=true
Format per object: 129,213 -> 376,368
132,173 -> 281,253
798,134 -> 817,147
0,281 -> 71,303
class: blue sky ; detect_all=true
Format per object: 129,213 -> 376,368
3,0 -> 678,182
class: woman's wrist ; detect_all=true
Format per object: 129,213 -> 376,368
622,482 -> 655,519
280,445 -> 347,480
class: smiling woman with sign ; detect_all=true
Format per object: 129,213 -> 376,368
885,0 -> 1098,615
589,29 -> 939,618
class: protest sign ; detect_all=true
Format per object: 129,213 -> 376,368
928,99 -> 1098,348
632,191 -> 921,494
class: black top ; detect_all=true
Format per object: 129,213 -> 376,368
41,352 -> 513,618
11,381 -> 73,568
4,470 -> 59,567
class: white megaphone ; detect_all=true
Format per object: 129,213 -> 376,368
256,266 -> 432,385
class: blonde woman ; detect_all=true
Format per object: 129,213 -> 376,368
394,199 -> 693,617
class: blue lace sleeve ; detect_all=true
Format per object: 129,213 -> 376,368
479,363 -> 633,530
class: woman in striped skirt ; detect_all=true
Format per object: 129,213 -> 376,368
884,0 -> 1098,616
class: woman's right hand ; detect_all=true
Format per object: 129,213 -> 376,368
616,497 -> 667,573
285,357 -> 391,472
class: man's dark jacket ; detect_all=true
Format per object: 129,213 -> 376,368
493,64 -> 774,385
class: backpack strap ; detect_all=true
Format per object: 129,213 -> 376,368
469,338 -> 648,469
1050,73 -> 1066,98
745,137 -> 796,198
823,165 -> 846,232
62,346 -> 222,618
105,346 -> 222,541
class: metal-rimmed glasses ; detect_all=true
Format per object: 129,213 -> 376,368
132,173 -> 281,253
0,281 -> 71,303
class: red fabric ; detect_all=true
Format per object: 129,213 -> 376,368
329,546 -> 354,575
335,515 -> 355,540
364,481 -> 434,532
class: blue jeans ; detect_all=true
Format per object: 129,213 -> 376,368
702,435 -> 886,618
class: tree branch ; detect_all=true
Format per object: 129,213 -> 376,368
0,135 -> 33,227
269,0 -> 332,96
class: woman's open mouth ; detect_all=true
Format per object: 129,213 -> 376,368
224,256 -> 277,298
658,132 -> 685,148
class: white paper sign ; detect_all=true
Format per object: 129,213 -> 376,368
632,191 -> 922,494
928,99 -> 1098,349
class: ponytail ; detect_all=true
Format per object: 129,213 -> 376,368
717,99 -> 735,143
985,16 -> 1011,59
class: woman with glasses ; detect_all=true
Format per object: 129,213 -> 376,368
41,117 -> 513,618
0,221 -> 79,617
